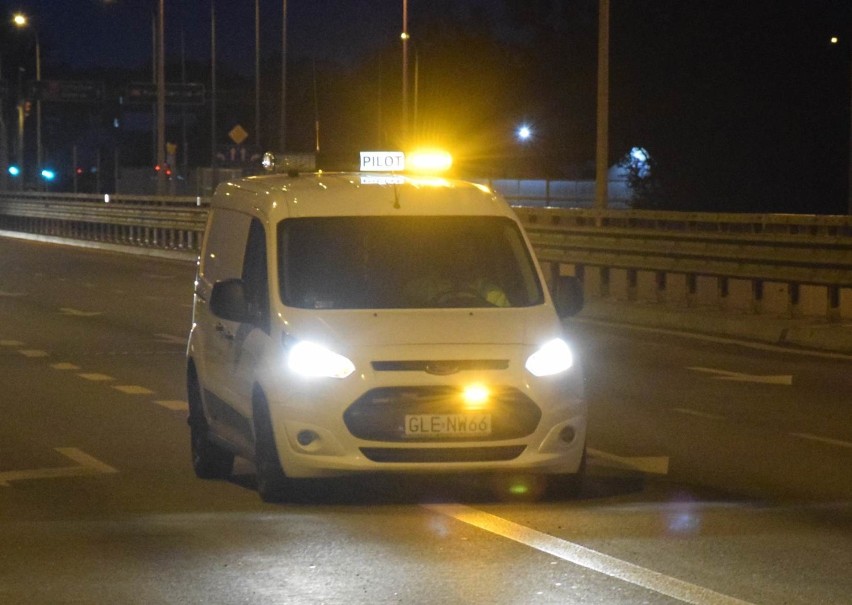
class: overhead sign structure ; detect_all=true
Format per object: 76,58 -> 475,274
28,80 -> 105,103
125,82 -> 205,106
360,151 -> 405,172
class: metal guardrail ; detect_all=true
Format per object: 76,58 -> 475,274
1,191 -> 851,320
514,207 -> 852,320
0,191 -> 208,252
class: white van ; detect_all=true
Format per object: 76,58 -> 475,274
187,160 -> 586,502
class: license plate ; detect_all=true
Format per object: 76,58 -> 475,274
404,414 -> 492,437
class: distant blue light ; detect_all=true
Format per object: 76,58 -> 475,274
8,165 -> 20,177
517,125 -> 532,141
41,169 -> 56,181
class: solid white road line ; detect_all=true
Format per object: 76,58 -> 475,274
687,366 -> 793,386
424,503 -> 756,605
671,407 -> 727,422
588,447 -> 669,475
790,432 -> 852,449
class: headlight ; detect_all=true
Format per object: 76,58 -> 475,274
525,338 -> 574,377
286,341 -> 355,379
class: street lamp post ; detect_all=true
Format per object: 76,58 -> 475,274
280,0 -> 287,152
255,0 -> 261,150
156,0 -> 166,195
594,0 -> 610,211
12,12 -> 42,189
401,0 -> 409,139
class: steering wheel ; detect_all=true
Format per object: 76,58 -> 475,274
433,288 -> 494,307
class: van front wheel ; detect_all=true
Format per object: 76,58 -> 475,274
547,447 -> 586,499
187,370 -> 234,480
253,395 -> 290,503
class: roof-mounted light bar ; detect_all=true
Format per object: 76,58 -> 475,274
359,149 -> 452,175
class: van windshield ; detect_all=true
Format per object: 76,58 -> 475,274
278,216 -> 544,310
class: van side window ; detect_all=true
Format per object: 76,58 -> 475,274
242,219 -> 270,333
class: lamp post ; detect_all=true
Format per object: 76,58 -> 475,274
156,0 -> 166,195
12,12 -> 41,188
255,0 -> 260,150
594,0 -> 610,211
211,1 -> 217,171
280,0 -> 287,152
401,0 -> 409,139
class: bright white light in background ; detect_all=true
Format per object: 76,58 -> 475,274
623,146 -> 652,179
830,36 -> 839,44
630,147 -> 648,163
517,125 -> 532,141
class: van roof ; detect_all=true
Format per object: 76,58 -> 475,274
211,172 -> 516,220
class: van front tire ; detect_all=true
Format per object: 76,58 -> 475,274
547,447 -> 586,499
187,368 -> 234,480
253,394 -> 290,503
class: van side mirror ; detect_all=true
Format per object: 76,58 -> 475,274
210,279 -> 252,322
552,275 -> 584,318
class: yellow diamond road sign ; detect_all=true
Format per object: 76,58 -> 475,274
229,124 -> 249,145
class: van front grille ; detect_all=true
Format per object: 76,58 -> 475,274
360,446 -> 526,463
343,386 -> 540,442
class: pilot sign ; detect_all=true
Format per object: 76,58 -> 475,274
360,151 -> 405,172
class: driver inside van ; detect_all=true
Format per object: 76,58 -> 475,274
404,238 -> 510,308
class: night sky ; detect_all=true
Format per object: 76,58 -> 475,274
2,1 -> 409,73
1,0 -> 850,214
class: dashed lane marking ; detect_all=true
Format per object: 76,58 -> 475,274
52,362 -> 81,370
155,400 -> 189,412
59,308 -> 103,318
0,447 -> 118,486
8,337 -> 187,412
78,373 -> 115,382
113,385 -> 155,395
424,503 -> 756,605
19,349 -> 49,358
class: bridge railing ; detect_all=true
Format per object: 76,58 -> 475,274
515,207 -> 852,321
1,191 -> 850,321
0,191 -> 208,252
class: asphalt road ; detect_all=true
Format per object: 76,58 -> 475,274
1,237 -> 850,605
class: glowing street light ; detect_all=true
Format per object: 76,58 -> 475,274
517,124 -> 533,142
12,12 -> 42,188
